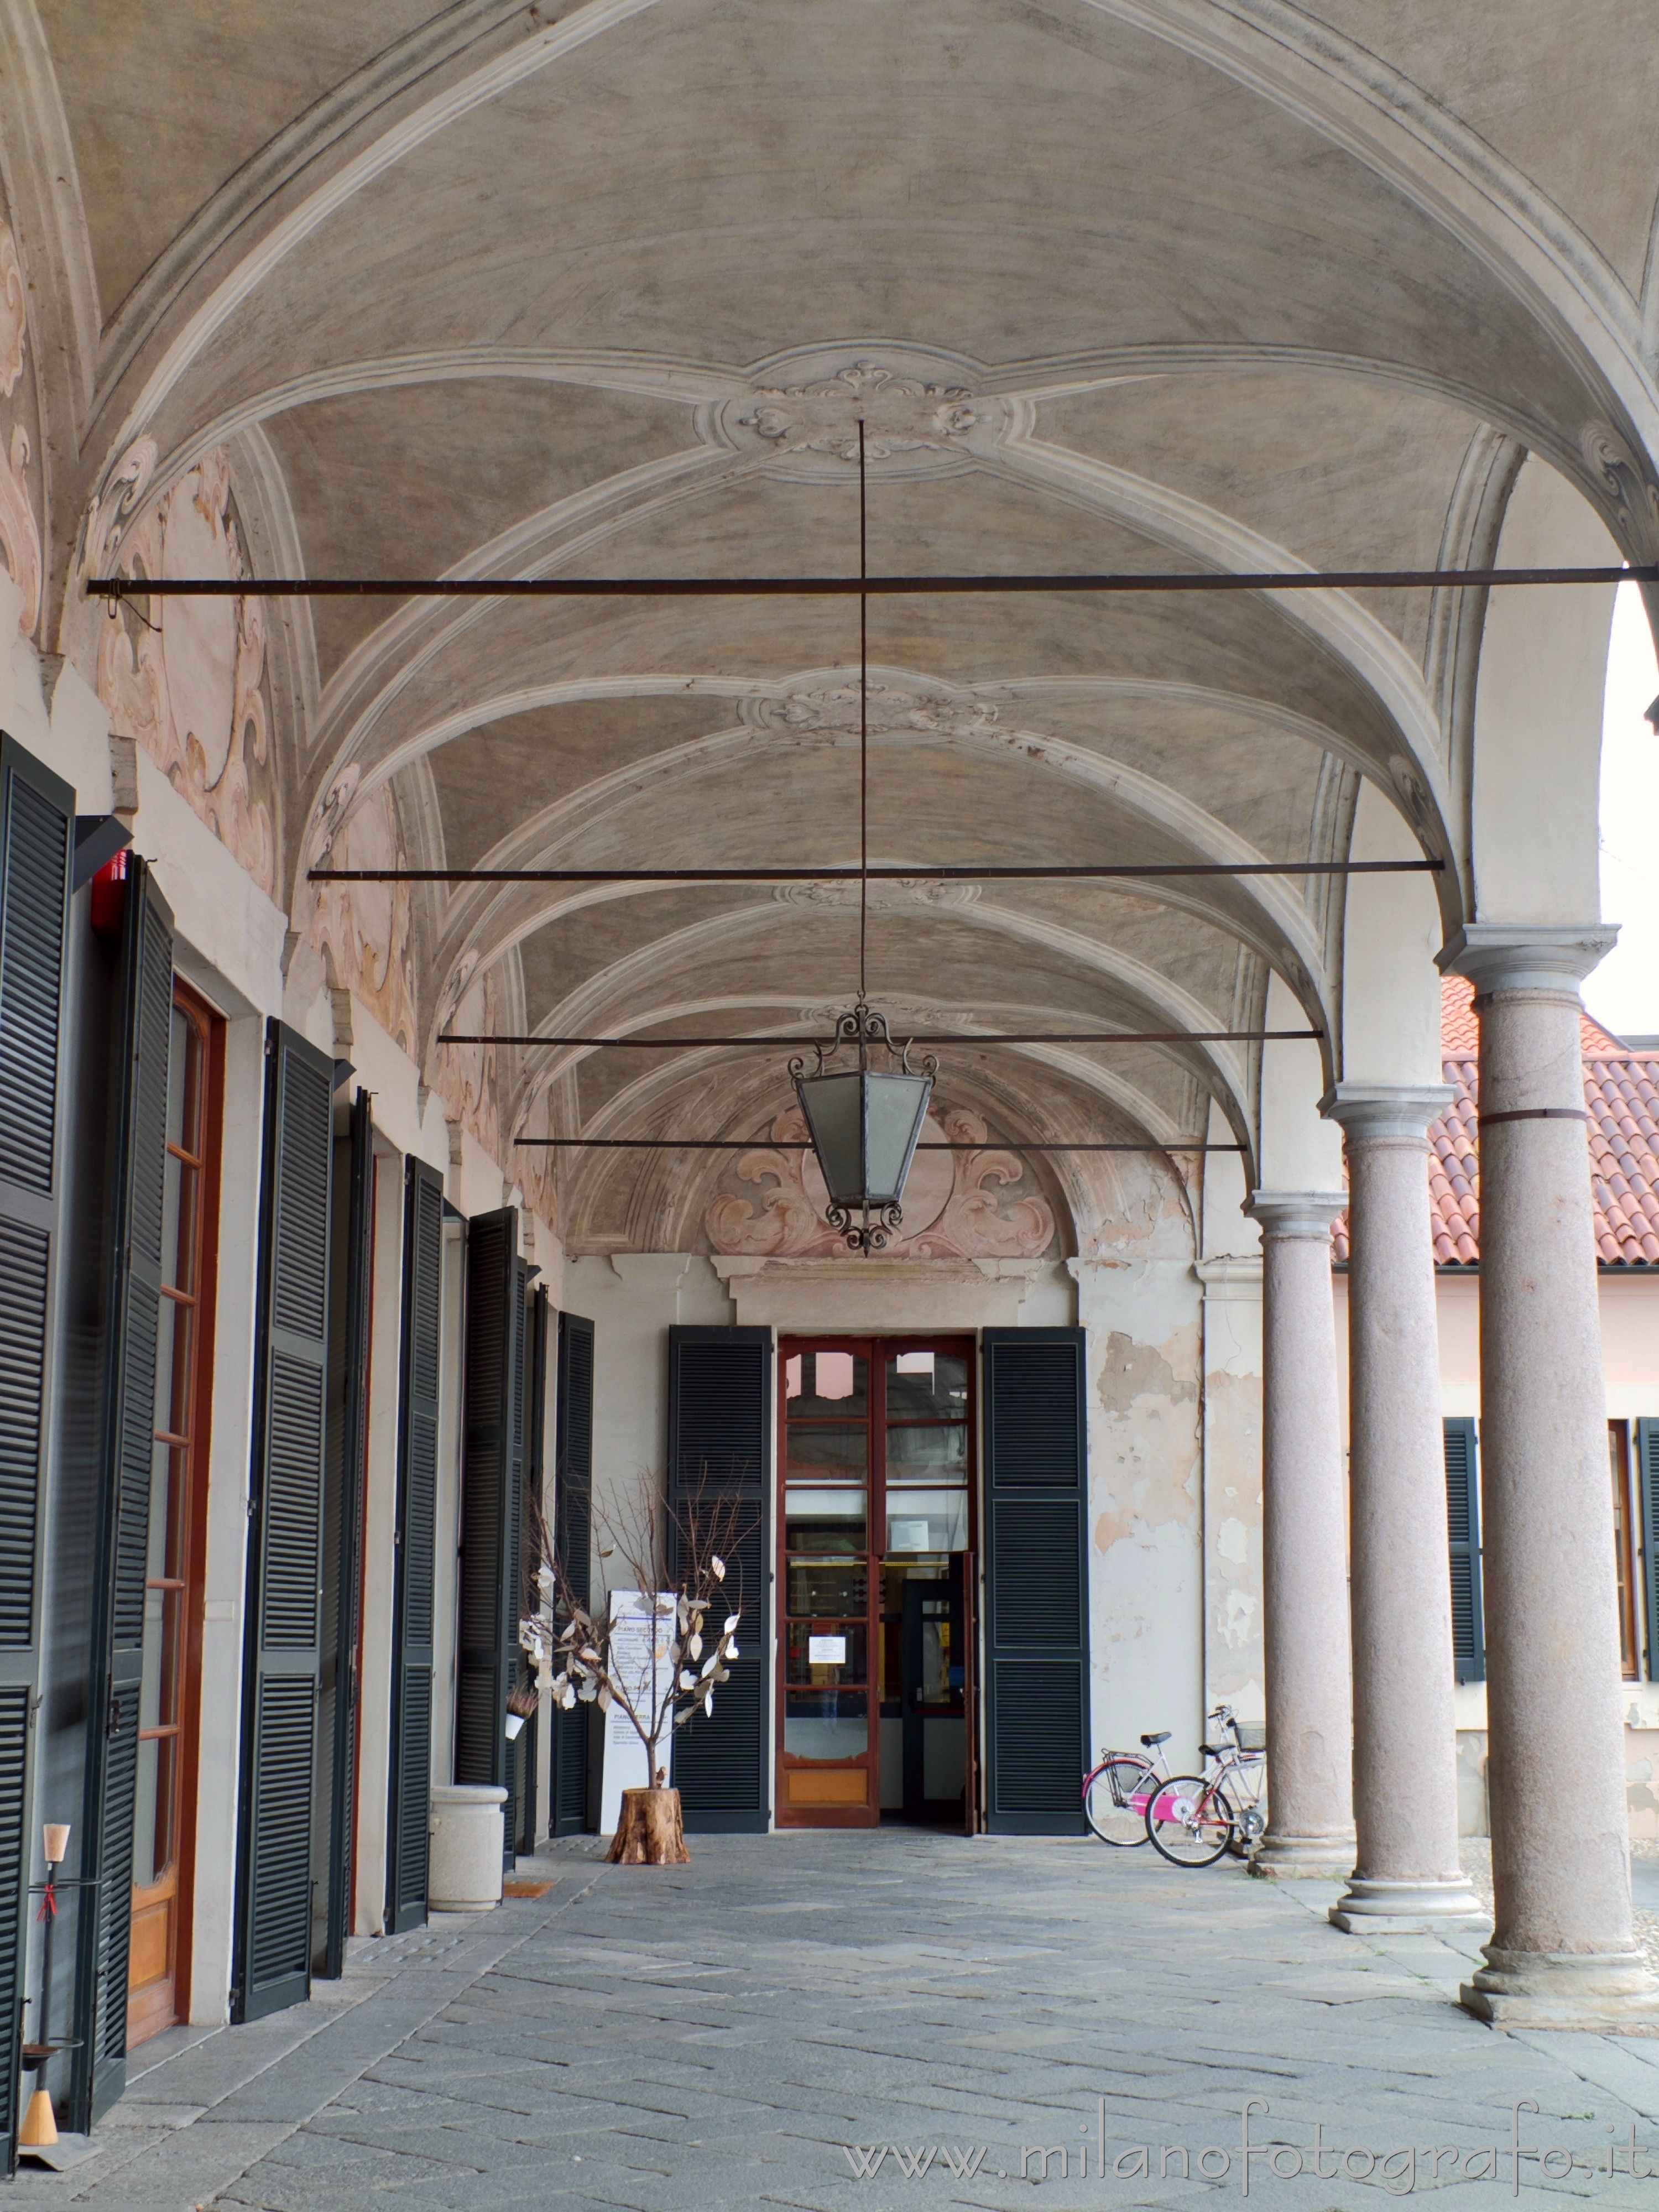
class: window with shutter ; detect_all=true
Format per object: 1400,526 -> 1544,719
387,1156 -> 443,1933
513,1287 -> 550,1857
551,1311 -> 593,1835
1639,1421 -> 1659,1684
456,1210 -> 523,1807
667,1327 -> 772,1833
75,859 -> 172,2124
982,1329 -> 1089,1834
1444,1417 -> 1485,1684
316,1091 -> 373,1978
0,736 -> 71,2167
232,1023 -> 332,2024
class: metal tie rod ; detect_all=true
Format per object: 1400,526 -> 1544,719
313,859 -> 1443,885
448,1027 -> 1321,1047
91,565 -> 1653,598
521,1137 -> 1240,1153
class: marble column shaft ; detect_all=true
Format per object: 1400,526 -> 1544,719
1323,1088 -> 1484,1933
1446,927 -> 1658,2025
1248,1193 -> 1355,1875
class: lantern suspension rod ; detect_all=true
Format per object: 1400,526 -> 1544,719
513,1136 -> 1245,1152
91,564 -> 1656,599
311,859 -> 1444,884
859,417 -> 869,1001
446,1027 -> 1322,1046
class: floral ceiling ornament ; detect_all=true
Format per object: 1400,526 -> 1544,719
705,1104 -> 1056,1261
96,448 -> 278,895
730,361 -> 998,465
757,680 -> 1001,740
0,220 -> 41,634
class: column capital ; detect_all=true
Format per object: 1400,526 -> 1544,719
1436,921 -> 1618,995
1318,1082 -> 1456,1141
1246,1190 -> 1346,1238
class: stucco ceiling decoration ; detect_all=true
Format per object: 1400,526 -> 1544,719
725,356 -> 1004,477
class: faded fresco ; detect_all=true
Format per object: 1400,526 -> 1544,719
307,781 -> 418,1057
704,1103 -> 1057,1260
514,1083 -> 560,1233
96,448 -> 278,895
0,217 -> 40,635
435,966 -> 500,1161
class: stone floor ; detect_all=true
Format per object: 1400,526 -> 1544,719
20,1830 -> 1659,2210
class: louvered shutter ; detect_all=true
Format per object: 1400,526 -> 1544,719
0,737 -> 71,2165
233,1022 -> 332,2023
982,1329 -> 1089,1834
1638,1422 -> 1659,1683
666,1326 -> 771,1833
551,1310 -> 594,1835
387,1157 -> 442,1932
1444,1417 -> 1485,1684
317,1091 -> 372,1977
513,1287 -> 549,1856
457,1209 -> 524,1804
75,859 -> 171,2122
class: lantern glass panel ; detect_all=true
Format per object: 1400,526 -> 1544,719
795,1071 -> 864,1203
864,1072 -> 931,1203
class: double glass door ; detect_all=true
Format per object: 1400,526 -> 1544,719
779,1338 -> 974,1825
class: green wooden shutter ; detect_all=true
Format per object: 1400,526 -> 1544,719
75,859 -> 172,2123
666,1326 -> 771,1834
233,1022 -> 332,2023
317,1089 -> 372,1978
457,1209 -> 524,1799
387,1156 -> 443,1932
1444,1417 -> 1485,1684
0,736 -> 71,2165
1638,1421 -> 1659,1683
551,1310 -> 593,1835
512,1287 -> 549,1857
982,1328 -> 1089,1835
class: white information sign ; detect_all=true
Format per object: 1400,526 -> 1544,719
598,1589 -> 676,1835
808,1634 -> 847,1665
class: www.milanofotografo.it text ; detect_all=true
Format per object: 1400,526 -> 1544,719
843,2100 -> 1659,2192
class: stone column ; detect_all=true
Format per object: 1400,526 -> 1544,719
1321,1086 -> 1485,1933
1245,1193 -> 1355,1875
1442,925 -> 1659,2026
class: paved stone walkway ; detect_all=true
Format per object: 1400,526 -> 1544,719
20,1831 -> 1659,2210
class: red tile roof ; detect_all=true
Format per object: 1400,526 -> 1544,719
1331,978 -> 1659,1267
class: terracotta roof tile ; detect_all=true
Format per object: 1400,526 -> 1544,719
1330,975 -> 1659,1267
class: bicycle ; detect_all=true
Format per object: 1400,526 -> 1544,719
1084,1706 -> 1251,1848
1145,1708 -> 1267,1866
1083,1731 -> 1176,1845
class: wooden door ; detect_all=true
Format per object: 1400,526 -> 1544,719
128,984 -> 220,2045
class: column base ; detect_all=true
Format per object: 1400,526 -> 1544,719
1328,1875 -> 1488,1934
1249,1830 -> 1355,1879
1459,1945 -> 1659,2029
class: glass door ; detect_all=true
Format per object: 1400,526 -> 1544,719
129,984 -> 219,2044
780,1345 -> 875,1820
778,1338 -> 975,1827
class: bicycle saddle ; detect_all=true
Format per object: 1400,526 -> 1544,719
1199,1744 -> 1222,1757
1139,1730 -> 1171,1747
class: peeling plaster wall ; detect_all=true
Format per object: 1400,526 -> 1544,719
1198,1133 -> 1265,1745
1075,1254 -> 1203,1772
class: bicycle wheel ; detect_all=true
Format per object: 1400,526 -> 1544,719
1145,1776 -> 1236,1866
1084,1757 -> 1156,1845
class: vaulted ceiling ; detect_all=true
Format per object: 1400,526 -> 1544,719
18,0 -> 1659,1247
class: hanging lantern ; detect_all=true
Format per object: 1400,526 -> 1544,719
791,1003 -> 936,1254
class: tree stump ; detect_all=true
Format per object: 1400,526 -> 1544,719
608,1786 -> 690,1864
